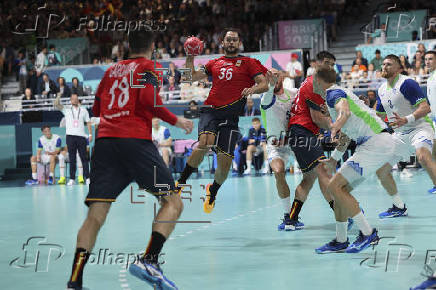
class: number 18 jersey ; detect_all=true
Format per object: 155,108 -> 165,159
93,57 -> 178,140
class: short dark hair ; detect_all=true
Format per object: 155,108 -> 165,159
49,44 -> 55,49
425,50 -> 436,57
384,54 -> 401,66
72,77 -> 79,83
128,30 -> 155,54
252,117 -> 261,123
315,66 -> 337,84
375,49 -> 381,54
41,125 -> 50,131
316,51 -> 336,62
189,100 -> 198,105
221,28 -> 242,40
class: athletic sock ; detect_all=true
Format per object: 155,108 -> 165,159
336,221 -> 348,243
49,172 -> 54,177
391,194 -> 405,209
78,167 -> 83,177
281,196 -> 291,214
60,167 -> 65,177
143,231 -> 166,263
263,160 -> 269,168
329,200 -> 335,211
208,180 -> 221,203
32,173 -> 37,180
69,248 -> 90,286
352,211 -> 372,236
178,163 -> 196,185
246,160 -> 252,171
289,199 -> 304,221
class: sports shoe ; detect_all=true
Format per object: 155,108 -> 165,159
67,179 -> 75,186
260,166 -> 269,174
346,228 -> 379,253
287,218 -> 304,231
58,176 -> 66,184
25,179 -> 38,185
86,178 -> 90,185
278,213 -> 295,231
203,183 -> 215,214
47,176 -> 54,185
410,265 -> 436,289
400,169 -> 413,178
379,204 -> 408,219
428,186 -> 436,194
315,238 -> 349,254
129,258 -> 178,290
243,168 -> 251,175
66,280 -> 82,290
78,175 -> 85,184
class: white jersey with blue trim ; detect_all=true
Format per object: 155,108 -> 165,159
326,85 -> 387,141
377,74 -> 429,132
38,134 -> 61,153
260,86 -> 297,144
427,70 -> 436,119
152,125 -> 171,144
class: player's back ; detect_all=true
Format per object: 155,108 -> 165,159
93,57 -> 163,140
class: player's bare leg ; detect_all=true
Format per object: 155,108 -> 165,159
161,148 -> 171,167
270,159 -> 290,200
204,152 -> 232,213
288,169 -> 316,228
261,143 -> 269,173
432,141 -> 436,160
377,162 -> 408,218
244,144 -> 256,174
416,147 -> 436,186
25,156 -> 39,185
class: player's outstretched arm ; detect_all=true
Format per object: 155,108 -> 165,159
185,55 -> 208,82
241,74 -> 268,97
175,117 -> 193,134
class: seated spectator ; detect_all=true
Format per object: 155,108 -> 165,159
409,60 -> 425,81
71,77 -> 84,96
306,59 -> 316,76
411,51 -> 424,69
57,77 -> 71,99
367,63 -> 376,79
399,55 -> 411,71
184,100 -> 200,119
39,73 -> 58,97
242,96 -> 260,116
350,64 -> 363,79
168,62 -> 181,85
367,90 -> 377,110
162,76 -> 181,100
352,50 -> 368,68
417,43 -> 426,56
21,88 -> 42,122
370,49 -> 383,71
25,125 -> 61,185
152,118 -> 172,167
244,117 -> 268,174
47,45 -> 62,66
354,58 -> 367,71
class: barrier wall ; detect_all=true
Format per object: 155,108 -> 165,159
0,126 -> 16,175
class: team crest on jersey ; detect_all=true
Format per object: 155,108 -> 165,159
236,60 -> 242,67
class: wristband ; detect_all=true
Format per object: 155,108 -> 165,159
331,149 -> 344,161
406,114 -> 415,124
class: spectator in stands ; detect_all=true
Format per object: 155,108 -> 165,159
409,59 -> 425,79
372,23 -> 386,44
39,73 -> 58,97
57,77 -> 71,99
16,51 -> 27,94
417,43 -> 426,55
21,88 -> 42,123
367,90 -> 377,110
399,55 -> 412,71
412,51 -> 425,68
35,46 -> 47,94
168,62 -> 181,85
352,50 -> 368,68
25,125 -> 61,185
306,59 -> 316,76
184,100 -> 200,119
47,45 -> 61,66
367,63 -> 376,79
71,77 -> 84,96
168,41 -> 178,58
242,96 -> 260,116
163,76 -> 180,100
358,94 -> 370,107
370,49 -> 383,71
151,117 -> 172,167
355,58 -> 367,71
244,117 -> 268,175
284,53 -> 303,89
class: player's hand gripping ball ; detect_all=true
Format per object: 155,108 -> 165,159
184,37 -> 204,56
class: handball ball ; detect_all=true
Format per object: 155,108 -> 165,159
184,37 -> 204,56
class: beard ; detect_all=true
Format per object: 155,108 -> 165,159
223,45 -> 239,55
381,70 -> 391,78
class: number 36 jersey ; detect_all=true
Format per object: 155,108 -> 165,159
204,55 -> 267,108
93,57 -> 178,140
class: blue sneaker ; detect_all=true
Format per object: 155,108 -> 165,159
315,238 -> 349,254
278,213 -> 290,231
346,228 -> 379,253
411,265 -> 436,289
25,179 -> 38,185
129,258 -> 178,290
428,187 -> 436,194
47,176 -> 54,185
347,207 -> 364,231
278,214 -> 304,231
379,204 -> 408,219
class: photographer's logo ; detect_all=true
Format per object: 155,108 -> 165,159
9,236 -> 65,272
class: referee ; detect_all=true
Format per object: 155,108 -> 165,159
55,93 -> 92,185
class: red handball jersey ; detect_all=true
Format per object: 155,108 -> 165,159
288,75 -> 325,135
93,57 -> 178,140
204,55 -> 267,108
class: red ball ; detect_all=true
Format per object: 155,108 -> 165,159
184,37 -> 204,56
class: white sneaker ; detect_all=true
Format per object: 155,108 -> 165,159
67,179 -> 75,186
261,166 -> 269,174
244,168 -> 251,175
400,169 -> 413,178
86,178 -> 90,185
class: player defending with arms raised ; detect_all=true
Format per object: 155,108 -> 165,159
377,55 -> 436,216
177,28 -> 268,213
314,67 -> 405,253
66,30 -> 193,290
425,51 -> 436,161
260,69 -> 298,230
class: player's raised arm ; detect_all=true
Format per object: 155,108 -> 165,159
260,70 -> 279,107
185,55 -> 208,82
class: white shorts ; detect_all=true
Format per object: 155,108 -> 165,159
267,144 -> 293,165
339,133 -> 404,188
158,147 -> 172,156
394,123 -> 434,159
40,153 -> 51,164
